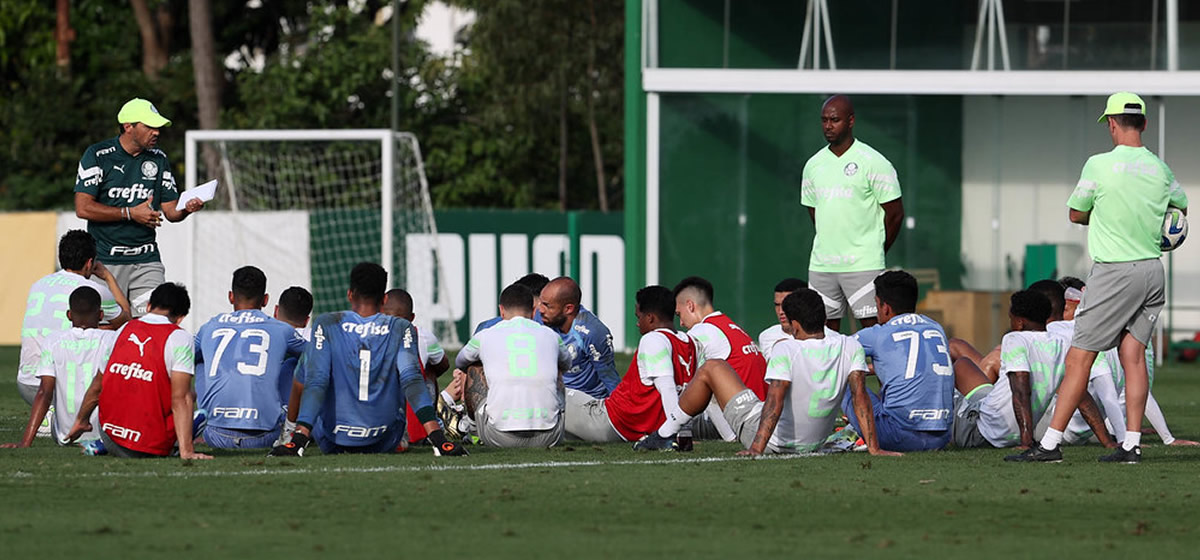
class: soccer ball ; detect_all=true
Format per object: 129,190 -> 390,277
1161,207 -> 1188,252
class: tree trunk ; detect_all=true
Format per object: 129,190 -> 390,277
586,0 -> 608,212
130,0 -> 166,79
189,0 -> 223,188
54,0 -> 75,76
558,74 -> 568,212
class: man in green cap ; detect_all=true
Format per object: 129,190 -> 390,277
73,98 -> 205,315
1006,92 -> 1188,465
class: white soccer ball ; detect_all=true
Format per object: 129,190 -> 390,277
1161,207 -> 1188,252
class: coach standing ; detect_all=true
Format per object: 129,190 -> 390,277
801,95 -> 904,332
74,98 -> 204,315
1008,92 -> 1188,464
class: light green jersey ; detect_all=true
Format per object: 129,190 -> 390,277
457,317 -> 570,432
1067,145 -> 1188,263
801,140 -> 901,273
979,331 -> 1067,447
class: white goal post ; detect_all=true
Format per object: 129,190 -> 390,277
183,129 -> 460,348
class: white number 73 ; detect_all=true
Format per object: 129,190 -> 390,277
890,330 -> 953,379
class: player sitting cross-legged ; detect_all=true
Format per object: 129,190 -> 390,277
563,285 -> 698,445
193,266 -> 308,449
275,286 -> 314,445
454,283 -> 570,448
952,290 -> 1114,450
634,288 -> 898,456
269,262 -> 465,457
3,287 -> 122,449
840,270 -> 956,452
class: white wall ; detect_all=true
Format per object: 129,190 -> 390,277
962,95 -> 1200,336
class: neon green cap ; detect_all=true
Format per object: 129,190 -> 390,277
1097,92 -> 1146,123
117,98 -> 171,128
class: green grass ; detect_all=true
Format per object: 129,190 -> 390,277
3,344 -> 1200,559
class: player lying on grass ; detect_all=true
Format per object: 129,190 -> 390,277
382,288 -> 450,448
758,278 -> 808,361
839,271 -> 955,452
269,263 -> 466,457
193,267 -> 307,449
562,285 -> 699,445
635,288 -> 898,456
454,284 -> 570,448
67,283 -> 210,459
1055,281 -> 1198,447
951,290 -> 1114,450
4,287 -> 120,448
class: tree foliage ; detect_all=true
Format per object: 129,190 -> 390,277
0,0 -> 625,212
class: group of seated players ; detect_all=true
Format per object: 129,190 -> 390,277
7,229 -> 1194,459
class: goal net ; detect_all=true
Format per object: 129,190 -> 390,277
183,129 -> 460,348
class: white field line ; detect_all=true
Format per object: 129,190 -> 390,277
12,453 -> 822,480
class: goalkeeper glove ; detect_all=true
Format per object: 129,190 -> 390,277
428,429 -> 469,457
269,431 -> 309,457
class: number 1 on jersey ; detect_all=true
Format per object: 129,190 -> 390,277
358,349 -> 371,401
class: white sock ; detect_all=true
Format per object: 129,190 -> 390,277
1039,428 -> 1064,451
1123,431 -> 1142,451
657,408 -> 695,438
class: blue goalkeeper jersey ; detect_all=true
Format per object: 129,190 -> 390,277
194,309 -> 308,431
854,313 -> 955,431
560,308 -> 620,398
297,311 -> 431,448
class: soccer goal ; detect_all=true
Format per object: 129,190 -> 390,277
183,129 -> 460,348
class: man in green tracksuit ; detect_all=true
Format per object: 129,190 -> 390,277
73,98 -> 205,315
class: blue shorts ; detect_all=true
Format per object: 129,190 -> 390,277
841,388 -> 951,452
204,425 -> 281,449
312,421 -> 405,455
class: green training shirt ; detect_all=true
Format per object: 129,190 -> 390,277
801,140 -> 901,273
74,137 -> 178,265
1067,145 -> 1188,263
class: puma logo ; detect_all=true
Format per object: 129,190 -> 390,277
113,164 -> 125,173
678,355 -> 692,375
128,333 -> 151,357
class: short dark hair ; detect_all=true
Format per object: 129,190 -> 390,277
774,278 -> 807,293
349,262 -> 387,304
1059,276 -> 1086,291
499,283 -> 534,312
1027,279 -> 1065,320
636,285 -> 675,323
874,270 -> 918,314
1010,290 -> 1052,324
1111,113 -> 1146,130
673,276 -> 714,305
782,289 -> 826,335
277,286 -> 313,321
383,288 -> 414,316
515,273 -> 550,296
69,286 -> 102,317
58,230 -> 96,271
149,282 -> 190,318
231,266 -> 267,301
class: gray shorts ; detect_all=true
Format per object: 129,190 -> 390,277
106,261 -> 165,317
809,270 -> 881,320
1073,260 -> 1164,351
100,430 -> 164,459
476,400 -> 565,448
952,384 -> 993,448
18,382 -> 38,406
722,389 -> 767,450
563,389 -> 623,442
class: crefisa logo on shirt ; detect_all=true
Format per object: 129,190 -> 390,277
342,322 -> 390,337
844,162 -> 859,176
109,361 -> 154,382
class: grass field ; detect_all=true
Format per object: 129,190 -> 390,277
3,344 -> 1200,559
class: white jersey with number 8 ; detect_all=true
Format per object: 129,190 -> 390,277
457,317 -> 571,432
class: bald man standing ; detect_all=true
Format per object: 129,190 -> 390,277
539,277 -> 620,398
801,95 -> 905,332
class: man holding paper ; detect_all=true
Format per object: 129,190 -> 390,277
74,98 -> 205,315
